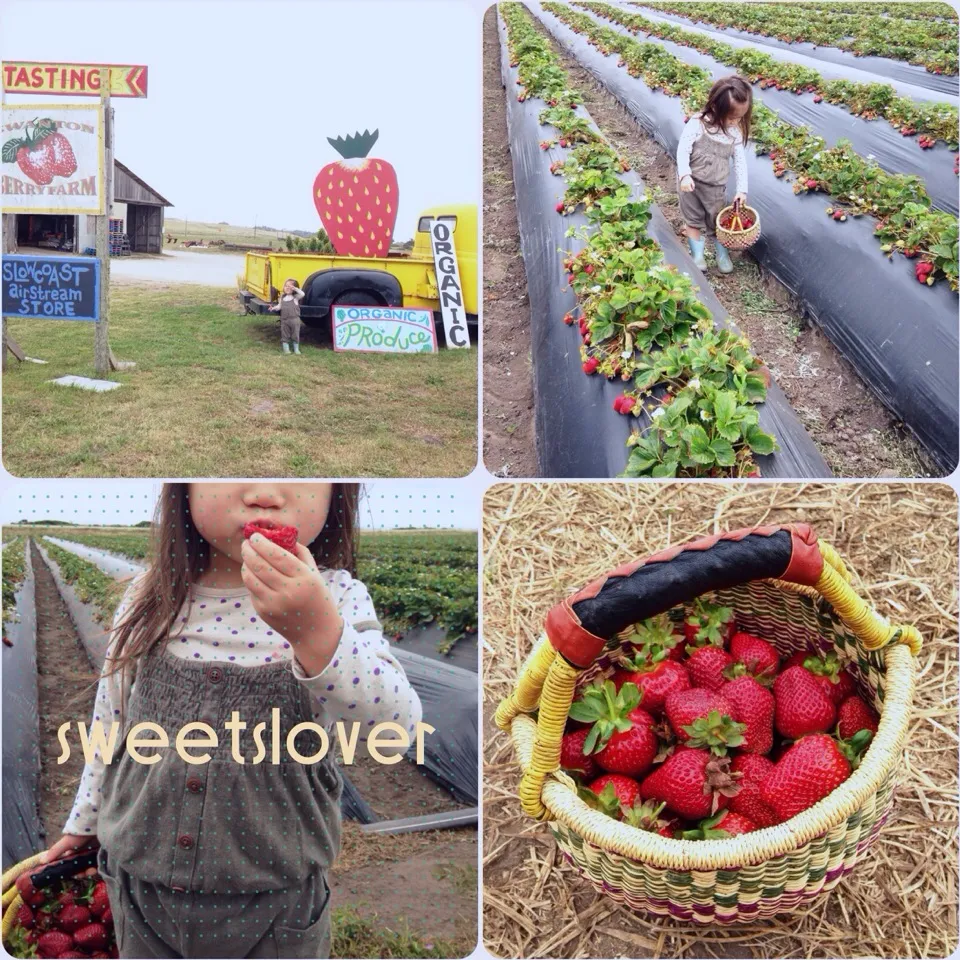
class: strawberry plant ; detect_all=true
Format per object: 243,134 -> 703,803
2,537 -> 26,644
41,540 -> 126,626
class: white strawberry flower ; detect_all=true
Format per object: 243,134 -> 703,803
621,349 -> 632,359
652,407 -> 666,419
688,378 -> 701,390
591,285 -> 602,293
700,410 -> 711,421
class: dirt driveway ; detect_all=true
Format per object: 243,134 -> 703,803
110,249 -> 247,287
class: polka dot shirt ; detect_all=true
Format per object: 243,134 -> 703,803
63,570 -> 423,837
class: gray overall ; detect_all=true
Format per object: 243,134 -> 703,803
96,646 -> 343,958
678,127 -> 735,237
278,297 -> 302,346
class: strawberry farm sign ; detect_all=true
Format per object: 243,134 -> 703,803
1,104 -> 104,214
3,62 -> 148,98
332,305 -> 437,354
314,129 -> 399,258
428,219 -> 470,349
2,255 -> 101,321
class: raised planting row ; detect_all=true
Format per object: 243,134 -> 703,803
533,0 -> 958,473
37,527 -> 151,561
501,2 -> 828,479
40,539 -> 127,626
637,1 -> 959,74
549,2 -> 959,285
583,2 -> 959,147
2,537 -> 26,640
781,2 -> 956,20
357,531 -> 477,654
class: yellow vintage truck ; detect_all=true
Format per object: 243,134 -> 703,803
239,204 -> 477,346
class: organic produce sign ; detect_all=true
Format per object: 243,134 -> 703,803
332,305 -> 437,354
429,219 -> 471,349
3,61 -> 148,98
2,255 -> 101,321
314,128 -> 399,258
1,104 -> 104,214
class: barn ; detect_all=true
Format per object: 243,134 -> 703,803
5,159 -> 171,255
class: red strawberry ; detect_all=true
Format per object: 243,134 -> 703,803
805,178 -> 818,189
728,632 -> 779,681
681,809 -> 757,839
761,732 -> 871,820
686,645 -> 734,691
664,688 -> 744,754
612,659 -> 690,716
618,396 -> 636,414
585,773 -> 641,816
560,728 -> 599,779
623,615 -> 685,663
813,94 -> 823,103
242,520 -> 299,553
639,747 -> 740,820
16,872 -> 46,907
582,357 -> 599,374
837,696 -> 879,739
556,202 -> 565,214
613,395 -> 624,413
56,891 -> 76,909
620,797 -> 677,836
46,132 -> 77,177
785,651 -> 855,705
37,932 -> 74,959
683,599 -> 735,646
773,666 -> 837,739
73,923 -> 109,952
56,905 -> 91,935
728,753 -> 779,827
90,953 -> 111,959
57,952 -> 87,959
100,907 -> 113,927
88,882 -> 110,919
16,902 -> 35,929
313,129 -> 398,258
563,312 -> 575,325
568,680 -> 659,777
722,676 -> 774,754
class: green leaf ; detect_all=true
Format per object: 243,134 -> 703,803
591,321 -> 615,342
710,437 -> 737,466
651,460 -> 678,478
568,701 -> 599,723
683,424 -> 715,465
745,424 -> 777,456
2,138 -> 22,163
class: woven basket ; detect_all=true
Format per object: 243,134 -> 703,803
495,524 -> 921,924
716,201 -> 761,250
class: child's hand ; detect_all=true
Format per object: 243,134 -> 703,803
679,176 -> 695,193
40,834 -> 96,865
241,533 -> 343,674
734,192 -> 747,205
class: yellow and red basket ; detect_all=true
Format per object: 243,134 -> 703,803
496,524 -> 921,923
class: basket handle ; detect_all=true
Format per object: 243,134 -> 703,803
500,524 -> 921,819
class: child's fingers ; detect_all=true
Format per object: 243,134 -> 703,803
241,558 -> 277,600
292,542 -> 319,572
244,533 -> 308,578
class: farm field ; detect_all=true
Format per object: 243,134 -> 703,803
2,284 -> 477,478
483,1 -> 958,480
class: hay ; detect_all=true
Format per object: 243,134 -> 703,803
481,483 -> 958,959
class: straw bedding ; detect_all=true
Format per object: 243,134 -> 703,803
481,482 -> 958,959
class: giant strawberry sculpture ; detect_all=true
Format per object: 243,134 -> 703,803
313,128 -> 398,258
2,117 -> 77,186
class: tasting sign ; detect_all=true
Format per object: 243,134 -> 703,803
2,255 -> 101,321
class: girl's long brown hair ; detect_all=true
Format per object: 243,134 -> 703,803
701,76 -> 752,146
101,483 -> 359,697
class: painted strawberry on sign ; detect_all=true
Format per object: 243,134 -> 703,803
2,117 -> 77,186
313,128 -> 398,258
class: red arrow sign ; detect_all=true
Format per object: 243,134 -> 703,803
3,62 -> 149,98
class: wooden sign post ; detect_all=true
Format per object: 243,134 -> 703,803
94,66 -> 115,374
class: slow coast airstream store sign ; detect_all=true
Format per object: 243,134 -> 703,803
1,104 -> 104,214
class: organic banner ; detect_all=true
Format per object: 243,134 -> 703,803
332,305 -> 437,354
1,103 -> 104,214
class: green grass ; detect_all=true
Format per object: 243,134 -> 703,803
40,539 -> 127,624
2,537 -> 27,631
331,906 -> 471,959
3,285 -> 477,478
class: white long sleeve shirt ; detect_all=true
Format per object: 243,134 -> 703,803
676,117 -> 748,195
63,570 -> 422,837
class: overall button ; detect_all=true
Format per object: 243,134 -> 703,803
186,778 -> 203,794
207,667 -> 223,683
177,834 -> 195,850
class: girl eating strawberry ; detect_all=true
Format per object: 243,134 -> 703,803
38,482 -> 422,958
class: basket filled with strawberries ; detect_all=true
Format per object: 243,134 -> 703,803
716,199 -> 761,251
495,524 -> 921,923
2,849 -> 118,959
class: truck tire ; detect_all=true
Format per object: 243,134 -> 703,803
301,269 -> 403,332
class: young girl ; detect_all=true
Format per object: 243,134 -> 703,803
676,76 -> 752,275
268,279 -> 306,354
40,482 -> 422,959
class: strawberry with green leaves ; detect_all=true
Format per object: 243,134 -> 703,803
583,773 -> 641,817
721,675 -> 774,755
686,644 -> 734,691
760,731 -> 872,821
621,798 -> 680,837
773,665 -> 837,739
622,614 -> 685,663
680,809 -> 757,840
728,632 -> 779,682
728,753 -> 779,827
560,727 -> 599,780
612,657 -> 690,717
683,599 -> 735,646
2,118 -> 77,187
568,680 -> 659,777
665,688 -> 745,755
783,650 -> 855,705
639,746 -> 742,820
837,696 -> 880,739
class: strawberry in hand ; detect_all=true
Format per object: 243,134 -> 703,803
242,519 -> 299,553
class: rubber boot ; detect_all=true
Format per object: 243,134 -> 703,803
687,235 -> 707,270
281,342 -> 290,354
293,342 -> 301,355
714,240 -> 734,274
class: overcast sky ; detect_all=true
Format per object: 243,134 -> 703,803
0,0 -> 480,236
0,478 -> 483,530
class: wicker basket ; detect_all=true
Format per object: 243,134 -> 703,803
495,524 -> 921,924
716,200 -> 761,251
